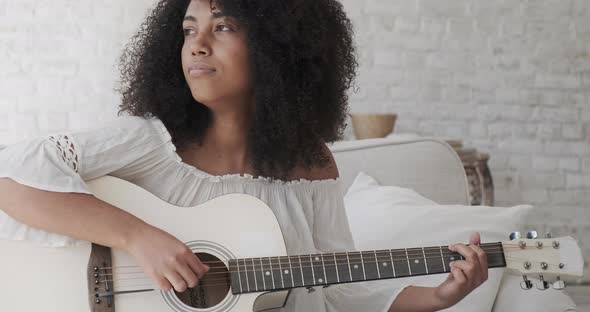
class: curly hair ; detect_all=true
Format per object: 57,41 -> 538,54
116,0 -> 358,180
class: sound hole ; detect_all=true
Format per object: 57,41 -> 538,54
174,253 -> 230,308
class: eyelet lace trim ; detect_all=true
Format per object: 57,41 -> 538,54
48,135 -> 79,173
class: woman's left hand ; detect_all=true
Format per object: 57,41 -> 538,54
433,232 -> 489,309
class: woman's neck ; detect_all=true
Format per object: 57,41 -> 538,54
180,106 -> 255,175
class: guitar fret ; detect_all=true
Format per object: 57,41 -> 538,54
361,251 -> 379,280
270,257 -> 283,289
360,252 -> 367,280
301,254 -> 314,287
309,255 -> 316,285
278,257 -> 285,289
405,249 -> 412,276
253,258 -> 265,291
288,256 -> 295,287
298,255 -> 306,286
236,260 -> 242,292
424,247 -> 446,274
243,258 -> 250,292
374,250 -> 394,278
289,255 -> 303,287
264,257 -> 277,289
268,257 -> 276,289
321,254 -> 328,284
311,254 -> 326,284
346,252 -> 353,280
408,248 -> 428,275
259,258 -> 267,290
440,246 -> 447,272
422,248 -> 429,274
322,253 -> 338,285
251,258 -> 258,291
484,243 -> 508,269
229,260 -> 241,294
389,249 -> 397,277
374,250 -> 381,278
335,252 -> 351,282
279,256 -> 293,289
334,253 -> 340,283
390,249 -> 411,277
348,252 -> 364,281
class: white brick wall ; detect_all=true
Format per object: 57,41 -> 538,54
0,0 -> 152,143
340,0 -> 590,281
1,0 -> 589,281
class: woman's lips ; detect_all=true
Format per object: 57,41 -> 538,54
189,68 -> 216,77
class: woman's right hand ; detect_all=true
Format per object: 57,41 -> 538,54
124,223 -> 210,292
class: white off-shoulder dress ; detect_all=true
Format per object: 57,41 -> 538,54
0,116 -> 407,311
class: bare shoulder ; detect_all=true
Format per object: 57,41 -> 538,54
291,143 -> 339,181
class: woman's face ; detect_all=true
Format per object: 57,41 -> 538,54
181,0 -> 252,107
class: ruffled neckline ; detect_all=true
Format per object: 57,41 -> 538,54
149,118 -> 341,186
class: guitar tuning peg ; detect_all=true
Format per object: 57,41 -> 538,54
509,232 -> 521,240
537,275 -> 550,290
545,232 -> 552,238
526,230 -> 538,239
553,276 -> 566,290
520,275 -> 533,290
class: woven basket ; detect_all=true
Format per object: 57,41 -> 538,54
350,113 -> 397,139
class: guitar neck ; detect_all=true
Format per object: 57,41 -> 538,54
229,242 -> 506,294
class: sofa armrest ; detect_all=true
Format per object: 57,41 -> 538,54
330,137 -> 470,205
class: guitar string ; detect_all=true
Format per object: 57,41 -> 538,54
93,255 -> 562,293
99,241 -> 545,268
98,247 -> 506,275
94,253 -> 563,286
97,243 -> 548,272
99,242 -> 503,269
98,252 -> 521,285
98,246 -> 510,276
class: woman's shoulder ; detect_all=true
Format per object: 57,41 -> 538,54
290,142 -> 339,181
65,115 -> 174,160
99,115 -> 160,130
78,115 -> 168,141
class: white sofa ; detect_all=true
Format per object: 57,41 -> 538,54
328,136 -> 578,312
331,136 -> 470,205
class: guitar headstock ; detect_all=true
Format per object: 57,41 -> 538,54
502,231 -> 584,290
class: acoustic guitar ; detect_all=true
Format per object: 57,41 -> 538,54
0,176 -> 583,311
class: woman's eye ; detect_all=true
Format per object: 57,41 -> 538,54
216,24 -> 233,32
183,28 -> 194,36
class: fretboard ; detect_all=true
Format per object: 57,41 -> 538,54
228,242 -> 506,294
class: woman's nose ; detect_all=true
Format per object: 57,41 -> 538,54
191,33 -> 212,56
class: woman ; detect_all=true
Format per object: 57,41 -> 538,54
0,0 -> 488,311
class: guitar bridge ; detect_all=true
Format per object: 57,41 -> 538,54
87,243 -> 115,312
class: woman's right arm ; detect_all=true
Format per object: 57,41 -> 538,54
0,178 -> 144,250
0,116 -> 209,292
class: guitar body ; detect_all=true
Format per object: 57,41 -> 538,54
0,176 -> 290,312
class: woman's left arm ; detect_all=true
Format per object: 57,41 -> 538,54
389,232 -> 489,311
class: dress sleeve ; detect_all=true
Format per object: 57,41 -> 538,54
0,116 -> 173,246
311,180 -> 411,312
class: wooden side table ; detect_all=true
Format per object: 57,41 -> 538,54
446,140 -> 495,206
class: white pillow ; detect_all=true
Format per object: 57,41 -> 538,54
346,171 -> 437,206
344,171 -> 534,312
